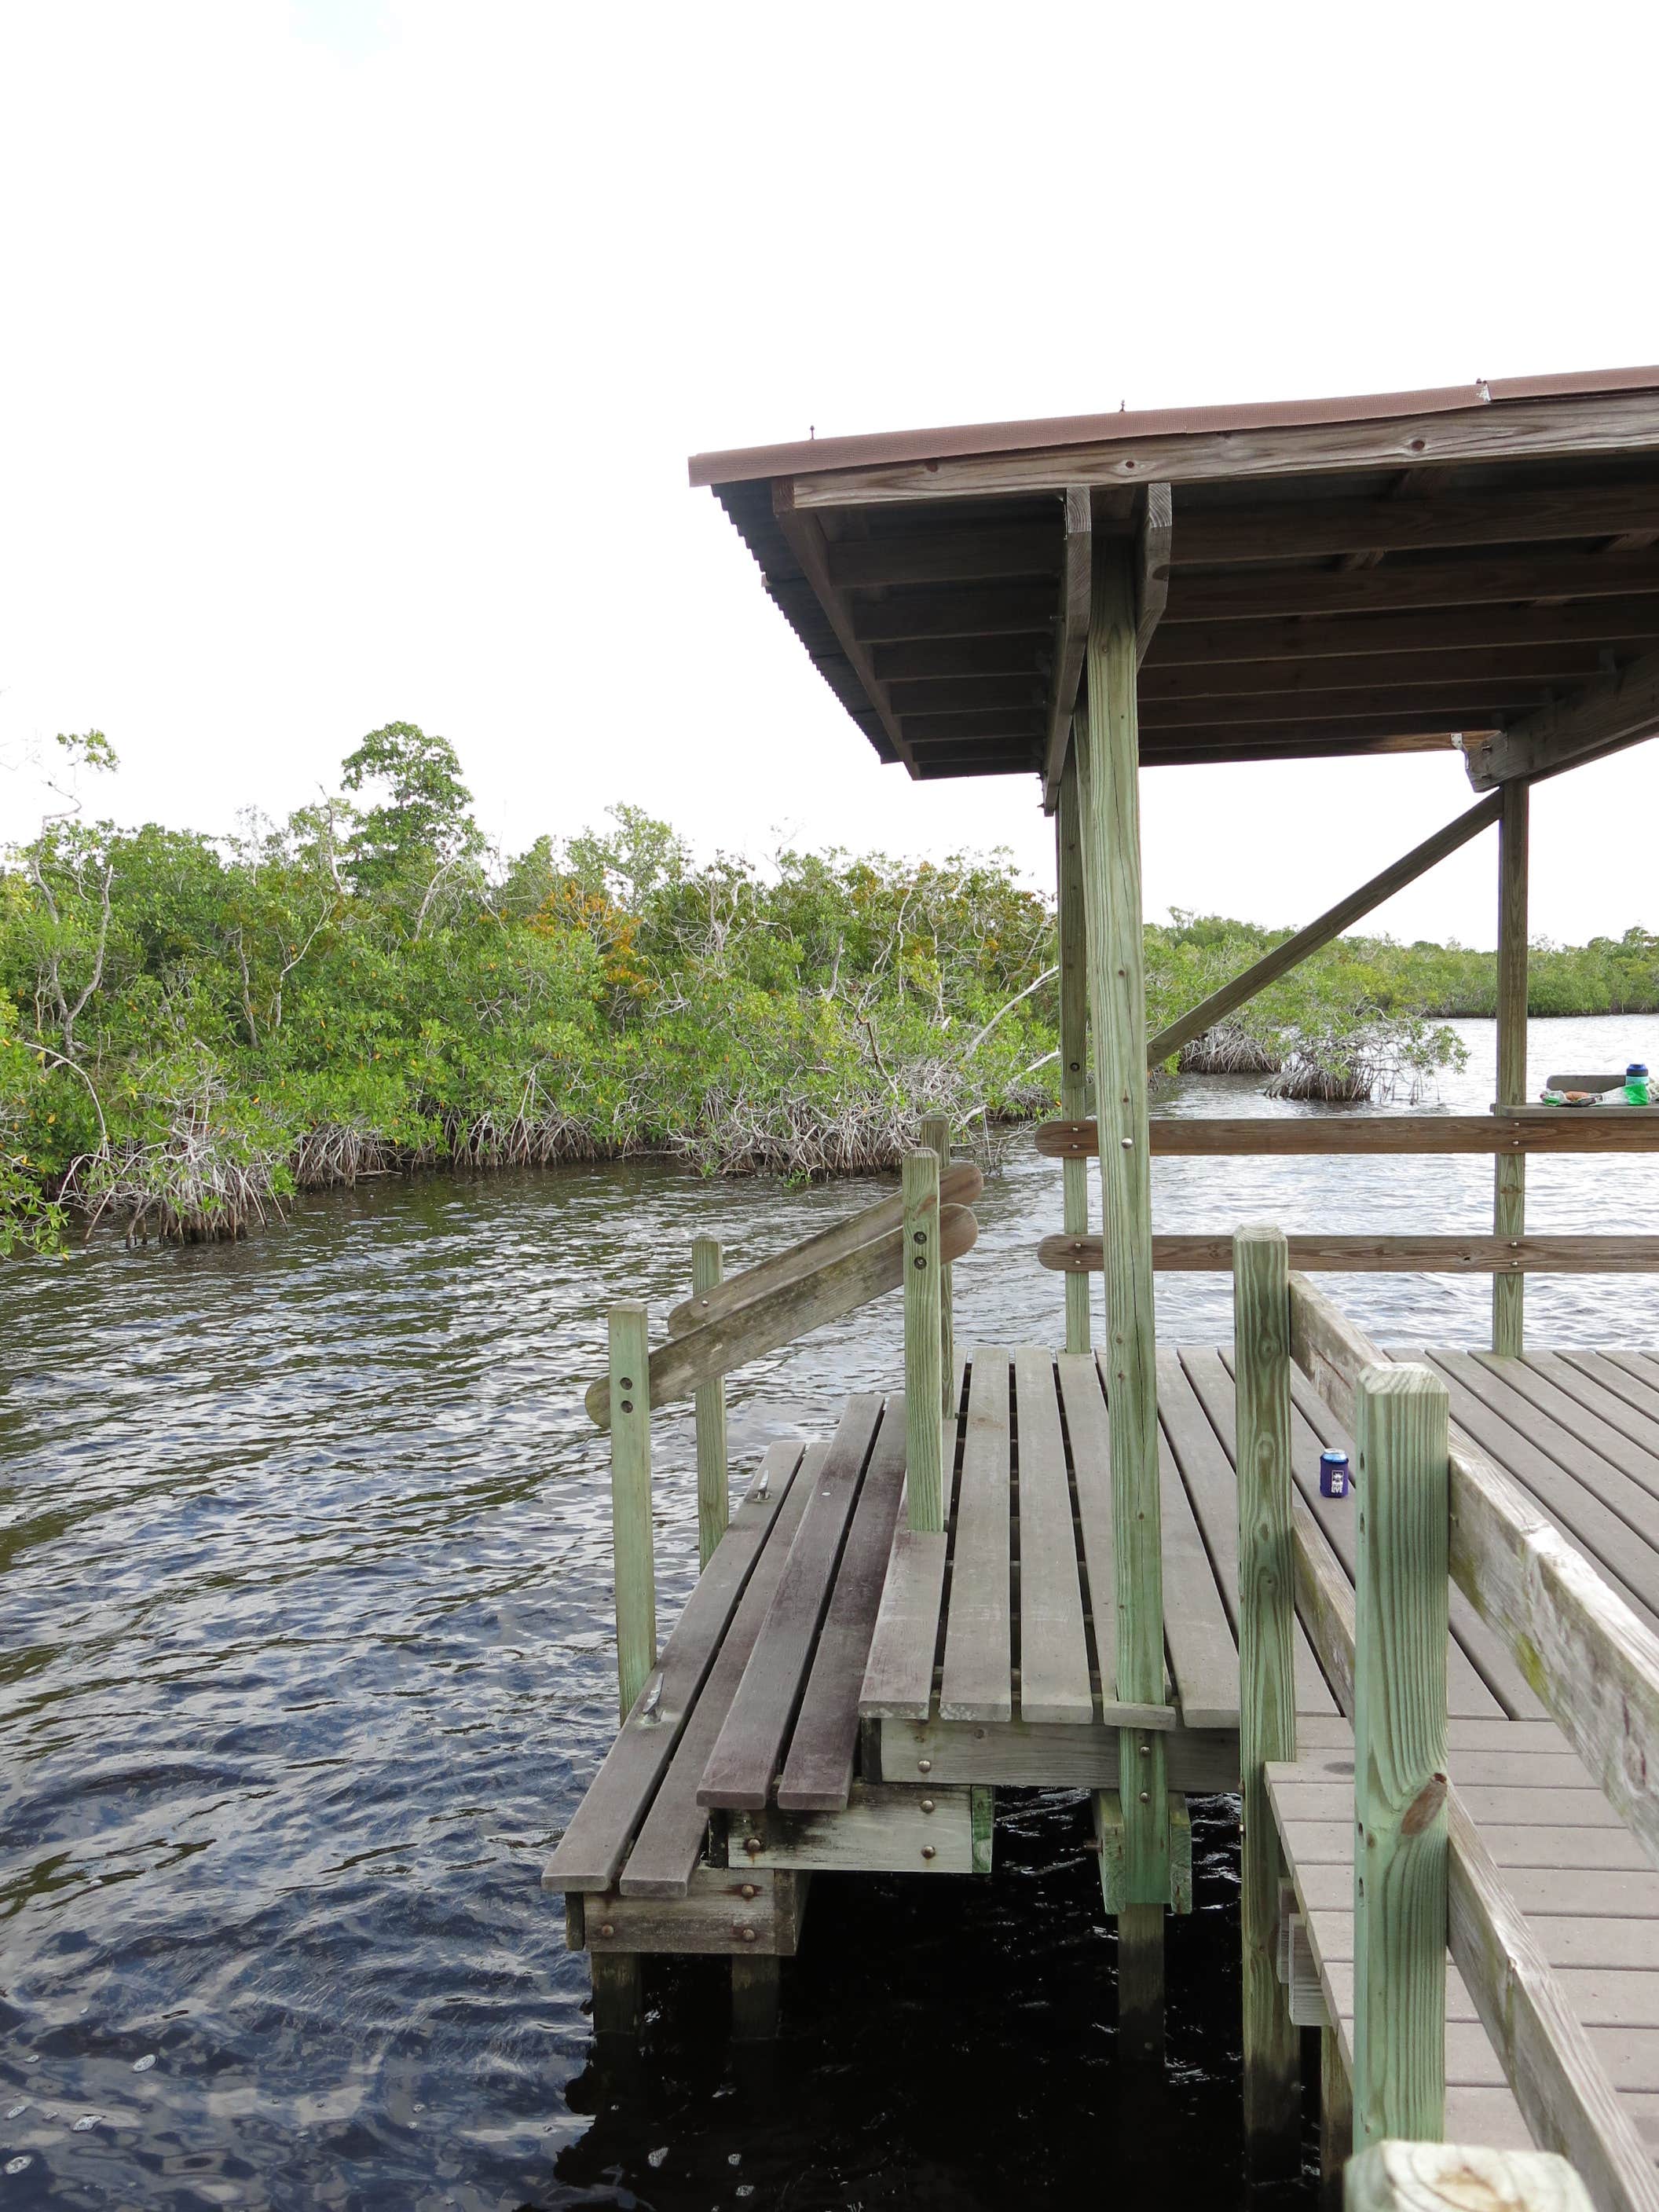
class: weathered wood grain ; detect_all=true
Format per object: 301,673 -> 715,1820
1038,1116 -> 1659,1159
698,1396 -> 884,1811
1041,485 -> 1092,800
1057,1350 -> 1119,1702
665,1163 -> 984,1338
746,1782 -> 981,1875
1471,641 -> 1659,789
1046,1235 -> 1659,1274
608,1301 -> 657,1719
878,1713 -> 1212,1791
777,1406 -> 907,1810
903,1150 -> 945,1533
692,1236 -> 729,1569
1494,782 -> 1529,1354
939,1350 -> 1013,1722
587,1204 -> 979,1428
1157,1421 -> 1240,1730
1055,752 -> 1092,1353
1344,2141 -> 1594,2212
586,1865 -> 801,1957
1353,1363 -> 1451,2149
1011,1347 -> 1093,1723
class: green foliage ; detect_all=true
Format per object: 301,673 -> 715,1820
0,734 -> 1653,1250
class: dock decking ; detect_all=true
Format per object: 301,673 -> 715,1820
548,1341 -> 1659,2200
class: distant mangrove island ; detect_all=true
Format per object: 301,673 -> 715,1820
3,722 -> 1656,1251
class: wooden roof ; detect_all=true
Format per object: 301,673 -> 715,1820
690,368 -> 1659,805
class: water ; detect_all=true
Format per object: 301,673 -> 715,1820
2,1015 -> 1655,2210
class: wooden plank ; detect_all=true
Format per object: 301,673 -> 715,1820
746,1781 -> 980,1874
1011,1346 -> 1093,1723
1485,1356 -> 1659,1509
1472,641 -> 1659,787
1555,1353 -> 1659,1451
1037,1115 -> 1659,1159
849,583 -> 1057,643
1294,1280 -> 1659,1891
872,635 -> 1048,681
1170,545 -> 1659,626
1056,751 -> 1092,1354
776,1406 -> 908,1811
1174,478 -> 1659,566
880,1714 -> 1220,1790
939,1350 -> 1013,1723
587,1204 -> 979,1427
608,1302 -> 656,1717
770,492 -> 918,773
1057,1350 -> 1119,1702
1047,1234 -> 1659,1274
786,386 -> 1659,508
698,1397 -> 884,1810
1345,2141 -> 1595,2212
1142,644 -> 1617,701
616,1445 -> 819,1898
1144,797 -> 1500,1069
1148,598 -> 1659,672
903,1150 -> 945,1533
586,1864 -> 801,1957
826,524 -> 1059,589
859,1522 -> 947,1722
919,1117 -> 954,1422
1163,1347 -> 1337,1714
1135,482 -> 1173,665
1041,485 -> 1092,801
544,1445 -> 804,1893
1158,1421 -> 1241,1730
666,1162 -> 984,1336
1235,1224 -> 1302,2157
1142,679 -> 1547,727
692,1236 -> 729,1569
1495,781 -> 1529,1353
1079,545 -> 1166,1914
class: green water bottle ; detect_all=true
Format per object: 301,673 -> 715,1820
1627,1062 -> 1651,1105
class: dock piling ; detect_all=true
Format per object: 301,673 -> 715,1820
1493,781 -> 1529,1356
1353,1362 -> 1450,2148
1235,1223 -> 1302,2167
608,1300 -> 657,1720
692,1236 -> 729,1570
903,1148 -> 944,1533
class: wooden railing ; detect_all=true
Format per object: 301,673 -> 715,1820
1234,1231 -> 1659,2212
581,1128 -> 979,1716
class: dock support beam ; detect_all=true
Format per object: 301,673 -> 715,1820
1057,752 -> 1092,1356
919,1113 -> 955,1414
1493,781 -> 1529,1356
1322,2027 -> 1353,2210
692,1236 -> 729,1570
1079,544 -> 1169,2026
608,1301 -> 657,1720
591,1950 -> 643,2039
1236,1225 -> 1302,2170
1353,1363 -> 1450,2148
903,1148 -> 945,1533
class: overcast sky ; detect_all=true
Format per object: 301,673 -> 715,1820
3,0 -> 1657,949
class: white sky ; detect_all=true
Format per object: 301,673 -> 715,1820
2,0 -> 1657,950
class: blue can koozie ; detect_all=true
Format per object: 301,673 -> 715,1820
1320,1450 -> 1350,1500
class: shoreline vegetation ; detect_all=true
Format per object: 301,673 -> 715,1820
4,723 -> 1657,1253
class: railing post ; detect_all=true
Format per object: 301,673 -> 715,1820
691,1235 -> 729,1570
903,1148 -> 944,1533
1353,1361 -> 1450,2148
1493,779 -> 1529,1356
918,1113 -> 955,1419
608,1300 -> 657,1719
1235,1223 -> 1301,2170
1057,750 -> 1092,1355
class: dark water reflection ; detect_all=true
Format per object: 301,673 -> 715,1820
2,1017 -> 1654,2208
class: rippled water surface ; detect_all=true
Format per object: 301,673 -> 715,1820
4,1016 -> 1657,2208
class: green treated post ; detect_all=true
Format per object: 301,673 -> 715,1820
1235,1224 -> 1301,2166
1493,780 -> 1529,1357
691,1235 -> 729,1570
1353,1362 -> 1450,2148
1057,753 -> 1092,1356
608,1301 -> 657,1719
1079,551 -> 1167,1913
918,1112 -> 955,1418
903,1148 -> 944,1533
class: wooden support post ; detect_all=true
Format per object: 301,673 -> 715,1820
1236,1225 -> 1302,2168
1345,2142 -> 1591,2212
1353,1363 -> 1450,2148
1057,752 -> 1092,1355
903,1148 -> 944,1533
1493,781 -> 1529,1356
1117,1902 -> 1166,2062
590,1951 -> 642,2039
608,1301 -> 657,1720
731,1954 -> 781,2041
691,1236 -> 729,1570
1079,549 -> 1168,1921
1322,2027 -> 1353,2212
918,1112 -> 955,1416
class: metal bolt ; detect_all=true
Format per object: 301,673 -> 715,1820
1120,1136 -> 1133,1149
740,1883 -> 757,1899
913,1255 -> 926,1269
599,1922 -> 615,1938
740,1927 -> 756,1943
744,1835 -> 761,1855
917,1759 -> 932,1774
913,1230 -> 925,1244
620,1400 -> 633,1414
1139,1790 -> 1150,1804
619,1376 -> 632,1390
921,1799 -> 935,1815
1138,1741 -> 1150,1757
921,1844 -> 936,1861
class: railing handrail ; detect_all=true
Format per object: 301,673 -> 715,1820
1038,1111 -> 1659,1158
1040,1232 -> 1659,1275
665,1160 -> 983,1337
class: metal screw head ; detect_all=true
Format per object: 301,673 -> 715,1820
599,1922 -> 615,1938
921,1844 -> 936,1861
1138,1741 -> 1151,1757
920,1799 -> 935,1815
917,1759 -> 932,1774
740,1883 -> 757,1899
912,1230 -> 925,1245
740,1927 -> 756,1943
1119,1136 -> 1133,1149
619,1400 -> 633,1414
744,1835 -> 762,1855
1138,1790 -> 1150,1804
618,1376 -> 632,1390
913,1255 -> 926,1269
